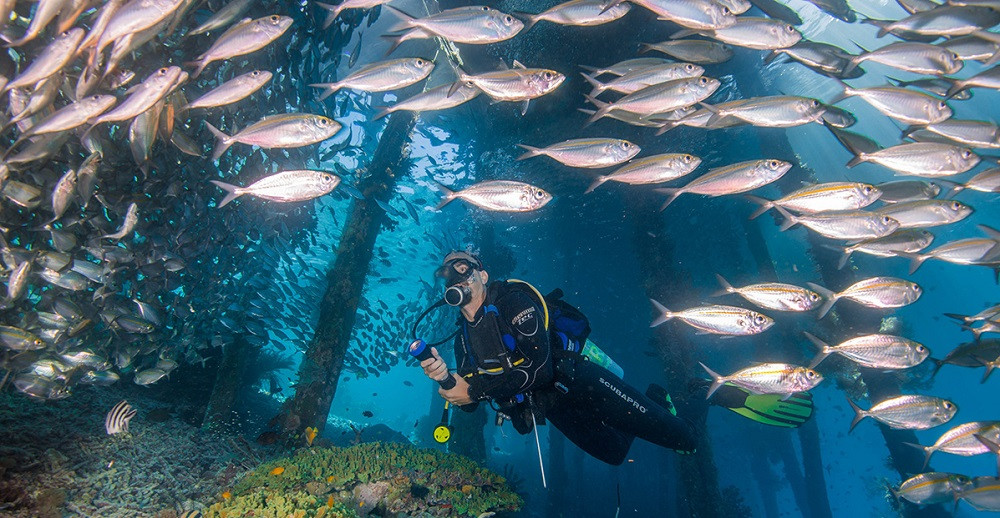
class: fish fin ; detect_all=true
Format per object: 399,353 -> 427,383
190,59 -> 209,80
826,77 -> 850,105
310,83 -> 341,102
384,5 -> 416,30
763,50 -> 781,65
209,180 -> 243,208
638,43 -> 656,54
744,194 -> 774,220
599,0 -> 626,14
516,144 -> 543,161
654,188 -> 682,211
902,442 -> 932,469
979,224 -> 1000,242
846,397 -> 867,433
807,283 -> 839,319
316,2 -> 343,30
584,176 -> 607,194
670,29 -> 698,39
985,49 -> 1000,67
982,363 -> 995,384
579,64 -> 599,73
512,12 -> 539,31
894,251 -> 927,275
698,101 -> 718,113
579,72 -> 606,97
432,181 -> 455,210
772,205 -> 799,231
204,121 -> 233,161
519,100 -> 530,116
803,332 -> 833,369
945,79 -> 967,99
648,298 -> 673,327
711,273 -> 735,298
512,59 -> 526,69
654,121 -> 679,136
447,75 -> 472,97
584,94 -> 611,125
379,32 -> 413,56
820,243 -> 852,270
700,362 -> 725,400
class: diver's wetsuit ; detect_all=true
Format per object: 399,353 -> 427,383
453,281 -> 697,465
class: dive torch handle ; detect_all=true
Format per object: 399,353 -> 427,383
408,339 -> 457,390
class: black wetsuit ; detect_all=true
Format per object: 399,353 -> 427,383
453,281 -> 698,465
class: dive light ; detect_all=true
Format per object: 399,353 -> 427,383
408,338 -> 457,389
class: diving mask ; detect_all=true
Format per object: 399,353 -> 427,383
435,255 -> 481,307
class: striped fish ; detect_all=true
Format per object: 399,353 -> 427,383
179,511 -> 203,518
105,400 -> 137,435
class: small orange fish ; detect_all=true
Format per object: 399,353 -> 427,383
327,475 -> 335,483
305,426 -> 318,446
270,466 -> 285,476
221,491 -> 231,500
327,495 -> 334,508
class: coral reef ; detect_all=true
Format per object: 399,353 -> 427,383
205,442 -> 522,517
0,387 -> 245,517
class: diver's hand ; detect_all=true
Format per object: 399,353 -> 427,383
439,375 -> 473,406
420,346 -> 449,382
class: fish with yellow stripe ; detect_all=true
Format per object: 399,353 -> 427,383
807,277 -> 922,319
700,362 -> 823,398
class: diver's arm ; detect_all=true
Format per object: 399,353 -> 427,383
467,290 -> 553,402
452,332 -> 480,412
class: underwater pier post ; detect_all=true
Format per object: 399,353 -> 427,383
203,334 -> 252,431
279,108 -> 418,436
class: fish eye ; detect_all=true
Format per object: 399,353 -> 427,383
938,101 -> 947,109
917,345 -> 926,353
882,216 -> 893,224
535,190 -> 545,198
504,15 -> 514,23
951,201 -> 962,209
754,315 -> 765,324
622,142 -> 632,148
809,293 -> 820,301
944,401 -> 954,409
786,25 -> 796,32
543,72 -> 554,80
911,284 -> 922,292
962,150 -> 972,158
686,64 -> 694,71
271,15 -> 280,21
481,6 -> 490,10
158,67 -> 168,74
722,6 -> 732,14
684,155 -> 693,162
699,77 -> 708,84
863,185 -> 872,194
806,370 -> 816,378
768,160 -> 779,168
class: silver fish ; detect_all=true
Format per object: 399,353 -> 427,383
205,113 -> 341,161
808,277 -> 922,319
940,35 -> 1000,62
806,332 -> 929,370
95,0 -> 186,59
134,368 -> 168,385
310,58 -> 434,100
191,15 -> 293,78
888,76 -> 972,100
701,362 -> 822,398
649,299 -> 773,335
518,0 -> 631,30
846,42 -> 963,76
902,236 -> 1000,273
944,167 -> 1000,194
7,0 -> 68,47
878,180 -> 941,203
832,229 -> 935,269
385,5 -> 523,48
582,62 -> 704,96
50,168 -> 78,222
703,96 -> 826,128
434,180 -> 552,212
210,170 -> 341,208
837,83 -> 952,125
102,202 -> 138,241
6,95 -> 116,153
317,0 -> 392,30
14,375 -> 70,399
947,65 -> 1000,98
877,6 -> 1000,39
5,261 -> 30,301
748,182 -> 880,219
629,0 -> 735,30
911,421 -> 1000,469
768,41 -> 854,77
517,138 -> 639,168
89,66 -> 184,127
673,17 -> 802,50
3,28 -> 85,93
188,0 -> 252,35
458,61 -> 565,103
76,151 -> 102,209
905,119 -> 1000,149
713,275 -> 821,312
640,39 -> 734,64
875,199 -> 974,228
657,159 -> 791,209
0,326 -> 46,350
375,81 -> 481,120
851,396 -> 956,435
581,57 -> 672,77
849,142 -> 979,177
184,70 -> 272,111
587,153 -> 701,193
587,76 -> 720,122
897,472 -> 971,506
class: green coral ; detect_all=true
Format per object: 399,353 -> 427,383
204,442 -> 522,517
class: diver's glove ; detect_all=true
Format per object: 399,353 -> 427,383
690,379 -> 814,428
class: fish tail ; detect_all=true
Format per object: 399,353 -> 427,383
189,59 -> 209,80
803,332 -> 832,369
516,144 -> 544,161
579,72 -> 606,97
985,48 -> 1000,67
584,176 -> 608,194
744,194 -> 774,220
711,273 -> 736,297
895,251 -> 927,275
700,362 -> 725,400
841,55 -> 862,76
902,442 -> 933,470
373,106 -> 394,120
773,205 -> 799,231
209,180 -> 244,208
384,5 -> 416,32
983,363 -> 995,383
648,298 -> 674,327
654,121 -> 679,136
820,243 -> 852,270
447,76 -> 472,97
432,181 -> 455,210
310,83 -> 340,102
978,224 -> 1000,242
807,282 -> 839,319
579,64 -> 599,73
204,121 -> 233,161
945,80 -> 966,100
316,2 -> 343,30
654,187 -> 682,211
512,11 -> 539,31
846,397 -> 867,433
379,33 -> 408,56
584,94 -> 610,125
637,43 -> 655,55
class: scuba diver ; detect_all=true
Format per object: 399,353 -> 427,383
413,251 -> 815,466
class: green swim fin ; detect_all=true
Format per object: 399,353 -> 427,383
709,382 -> 814,428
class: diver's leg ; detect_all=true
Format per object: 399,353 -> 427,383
544,394 -> 634,465
557,356 -> 698,453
